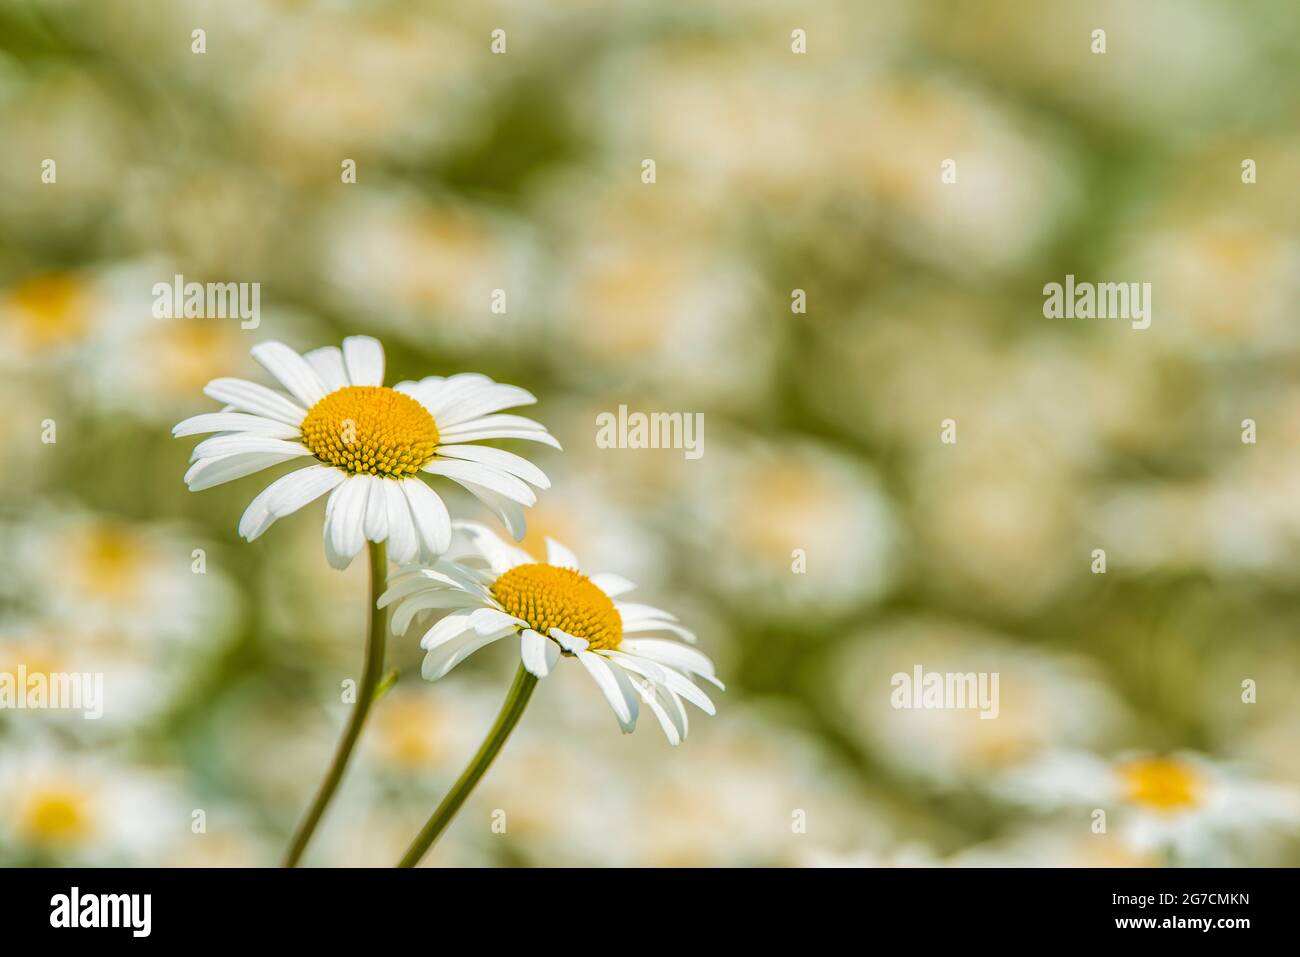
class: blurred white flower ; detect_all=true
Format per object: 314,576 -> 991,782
798,843 -> 941,868
911,440 -> 1083,615
536,174 -> 773,408
1092,447 -> 1300,582
951,823 -> 1158,868
320,192 -> 539,350
362,683 -> 499,776
0,263 -> 274,423
0,737 -> 187,866
684,434 -> 895,618
0,72 -> 134,232
832,78 -> 1079,277
0,272 -> 99,366
477,694 -> 888,866
240,12 -> 487,167
507,470 -> 668,592
161,804 -> 274,868
1125,215 -> 1300,353
0,620 -> 195,733
922,0 -> 1255,134
994,750 -> 1300,864
832,619 -> 1125,789
0,506 -> 238,651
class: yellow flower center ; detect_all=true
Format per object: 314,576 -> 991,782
20,787 -> 93,844
375,696 -> 452,767
154,321 -> 244,393
491,563 -> 623,651
6,273 -> 90,349
1121,756 -> 1203,813
76,524 -> 148,601
300,386 -> 439,477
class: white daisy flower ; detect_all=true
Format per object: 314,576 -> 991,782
173,335 -> 558,568
0,506 -> 239,651
381,522 -> 722,745
995,749 -> 1300,864
0,737 -> 187,866
830,618 -> 1125,790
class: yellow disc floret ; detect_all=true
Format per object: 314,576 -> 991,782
20,787 -> 93,844
491,563 -> 623,651
300,386 -> 439,477
1121,756 -> 1202,813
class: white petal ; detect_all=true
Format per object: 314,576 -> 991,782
184,451 -> 300,491
430,428 -> 562,449
172,412 -> 302,439
203,377 -> 307,426
342,335 -> 385,387
589,573 -> 636,598
423,459 -> 537,506
577,651 -> 638,731
433,383 -> 539,428
383,480 -> 419,564
520,629 -> 558,678
422,627 -> 513,681
251,340 -> 328,407
605,651 -> 669,686
416,612 -> 472,649
398,373 -> 491,417
191,434 -> 312,462
613,602 -> 677,623
439,413 -> 550,434
392,590 -> 482,635
392,379 -> 439,406
468,607 -> 524,635
544,538 -> 580,570
323,474 -> 371,569
362,475 -> 389,542
549,627 -> 589,654
654,666 -> 715,715
238,464 -> 346,541
400,479 -> 452,558
378,575 -> 445,609
621,619 -> 698,644
457,481 -> 528,541
433,444 -> 550,489
619,639 -> 722,688
302,346 -> 350,393
424,560 -> 496,595
632,676 -> 683,746
655,683 -> 690,742
455,521 -> 533,573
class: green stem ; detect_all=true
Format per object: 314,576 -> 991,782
283,540 -> 388,867
397,663 -> 538,868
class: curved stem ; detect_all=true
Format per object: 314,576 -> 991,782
398,663 -> 538,867
283,540 -> 388,867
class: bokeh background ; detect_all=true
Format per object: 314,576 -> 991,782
3,0 -> 1300,866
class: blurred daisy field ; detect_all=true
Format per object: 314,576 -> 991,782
2,0 -> 1300,868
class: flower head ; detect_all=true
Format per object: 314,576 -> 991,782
0,737 -> 185,865
994,749 -> 1300,863
381,522 -> 722,744
174,336 -> 558,568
